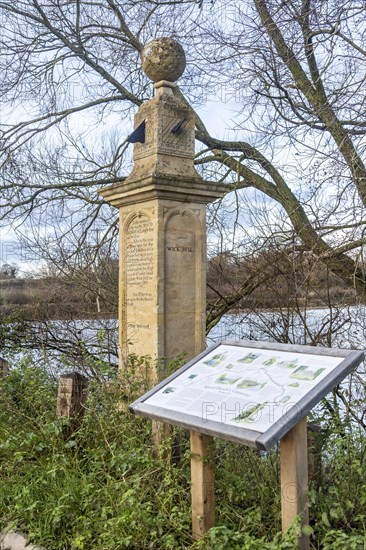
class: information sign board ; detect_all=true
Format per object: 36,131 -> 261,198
129,341 -> 364,450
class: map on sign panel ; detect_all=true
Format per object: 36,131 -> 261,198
130,342 -> 363,449
144,345 -> 342,431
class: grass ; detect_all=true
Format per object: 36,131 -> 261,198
0,356 -> 365,549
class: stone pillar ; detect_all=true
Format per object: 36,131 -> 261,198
99,38 -> 226,381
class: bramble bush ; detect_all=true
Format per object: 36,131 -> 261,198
0,356 -> 365,549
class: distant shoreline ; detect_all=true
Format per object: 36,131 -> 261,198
1,303 -> 362,323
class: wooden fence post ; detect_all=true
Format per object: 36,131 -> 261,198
56,372 -> 88,430
190,431 -> 215,540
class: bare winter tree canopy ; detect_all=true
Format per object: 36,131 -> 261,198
1,0 -> 366,327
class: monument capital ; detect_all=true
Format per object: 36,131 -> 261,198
98,175 -> 230,208
124,37 -> 204,183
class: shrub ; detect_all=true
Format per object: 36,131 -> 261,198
0,358 -> 365,549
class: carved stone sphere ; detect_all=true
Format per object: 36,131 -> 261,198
141,37 -> 186,83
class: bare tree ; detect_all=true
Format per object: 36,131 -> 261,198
196,0 -> 366,327
1,0 -> 366,330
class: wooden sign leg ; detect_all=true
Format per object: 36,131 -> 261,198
152,420 -> 171,460
190,431 -> 215,540
280,417 -> 310,550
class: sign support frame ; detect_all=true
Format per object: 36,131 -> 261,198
129,340 -> 363,545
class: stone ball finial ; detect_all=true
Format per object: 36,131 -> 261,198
141,37 -> 186,83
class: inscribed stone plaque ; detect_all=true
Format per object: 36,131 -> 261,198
125,213 -> 155,349
130,341 -> 364,450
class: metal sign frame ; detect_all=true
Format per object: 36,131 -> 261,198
129,340 -> 364,450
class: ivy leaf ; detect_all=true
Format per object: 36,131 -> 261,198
322,512 -> 331,527
301,525 -> 313,536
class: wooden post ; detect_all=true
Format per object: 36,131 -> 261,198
56,372 -> 88,430
0,357 -> 9,378
151,420 -> 171,459
280,417 -> 310,550
190,431 -> 215,540
307,423 -> 322,490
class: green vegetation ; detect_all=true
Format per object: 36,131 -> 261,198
0,358 -> 365,549
0,275 -> 117,320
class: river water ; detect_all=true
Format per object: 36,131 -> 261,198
6,304 -> 366,373
207,305 -> 366,350
4,305 -> 365,426
22,304 -> 366,357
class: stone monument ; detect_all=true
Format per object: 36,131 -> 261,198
99,37 -> 227,381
